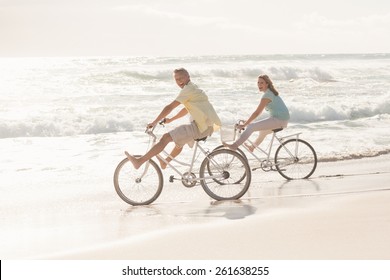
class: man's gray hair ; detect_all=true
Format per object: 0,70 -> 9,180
173,68 -> 189,76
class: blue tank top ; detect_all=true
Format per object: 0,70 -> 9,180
262,89 -> 290,120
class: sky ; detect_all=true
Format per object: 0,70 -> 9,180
1,0 -> 389,57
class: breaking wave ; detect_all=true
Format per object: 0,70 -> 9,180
289,100 -> 390,123
0,115 -> 134,138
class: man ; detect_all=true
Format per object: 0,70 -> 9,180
125,68 -> 221,169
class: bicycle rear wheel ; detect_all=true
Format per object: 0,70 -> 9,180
113,156 -> 163,205
274,139 -> 317,180
199,149 -> 251,200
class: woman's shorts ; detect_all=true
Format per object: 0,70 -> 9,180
169,121 -> 213,148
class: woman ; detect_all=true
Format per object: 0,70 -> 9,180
223,74 -> 290,151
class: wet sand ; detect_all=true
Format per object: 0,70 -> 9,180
1,154 -> 390,259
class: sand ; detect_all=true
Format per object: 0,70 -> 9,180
1,154 -> 390,260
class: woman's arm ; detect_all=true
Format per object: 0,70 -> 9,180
241,98 -> 271,128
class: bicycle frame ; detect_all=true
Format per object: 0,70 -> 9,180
114,125 -> 253,205
143,127 -> 225,184
239,128 -> 302,170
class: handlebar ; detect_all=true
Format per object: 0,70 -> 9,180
144,118 -> 167,139
235,120 -> 246,133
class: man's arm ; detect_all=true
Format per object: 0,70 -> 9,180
148,100 -> 181,127
165,108 -> 188,124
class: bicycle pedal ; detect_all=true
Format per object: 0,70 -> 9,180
169,175 -> 174,183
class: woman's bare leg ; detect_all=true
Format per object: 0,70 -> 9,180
245,130 -> 273,151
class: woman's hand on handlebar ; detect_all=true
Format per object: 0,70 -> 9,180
236,124 -> 245,130
236,120 -> 246,131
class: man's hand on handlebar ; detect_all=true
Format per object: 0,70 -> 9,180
146,118 -> 167,131
159,118 -> 173,125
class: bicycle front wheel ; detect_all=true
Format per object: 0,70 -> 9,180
113,156 -> 163,206
199,149 -> 251,201
274,139 -> 317,180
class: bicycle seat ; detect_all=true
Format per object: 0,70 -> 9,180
195,137 -> 207,142
273,128 -> 283,133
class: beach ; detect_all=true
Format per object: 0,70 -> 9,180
1,153 -> 389,260
1,54 -> 389,261
1,2 -> 390,278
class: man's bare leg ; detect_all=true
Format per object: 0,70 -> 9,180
157,145 -> 183,169
125,133 -> 172,169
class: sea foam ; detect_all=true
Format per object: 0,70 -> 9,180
1,54 -> 390,162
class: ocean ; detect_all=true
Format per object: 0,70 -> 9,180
1,54 -> 390,195
1,53 -> 390,259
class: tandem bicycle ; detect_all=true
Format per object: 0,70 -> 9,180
114,121 -> 252,205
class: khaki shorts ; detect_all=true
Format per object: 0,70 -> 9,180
169,121 -> 213,148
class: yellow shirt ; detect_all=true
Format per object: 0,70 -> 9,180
175,82 -> 221,133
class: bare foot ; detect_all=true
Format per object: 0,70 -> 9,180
124,151 -> 142,169
222,142 -> 237,151
157,156 -> 167,169
244,143 -> 255,152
